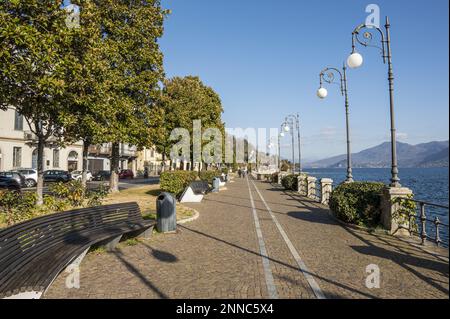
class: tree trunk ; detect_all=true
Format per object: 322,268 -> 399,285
81,140 -> 90,189
109,142 -> 120,193
161,148 -> 166,173
36,135 -> 45,206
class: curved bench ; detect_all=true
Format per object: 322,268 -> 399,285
0,202 -> 155,299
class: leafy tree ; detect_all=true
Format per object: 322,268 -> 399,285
89,0 -> 167,192
156,76 -> 224,171
0,0 -> 76,204
59,0 -> 112,188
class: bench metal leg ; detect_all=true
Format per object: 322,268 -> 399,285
66,247 -> 90,270
137,225 -> 154,239
103,235 -> 122,252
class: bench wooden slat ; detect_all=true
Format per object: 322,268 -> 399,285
0,202 -> 155,298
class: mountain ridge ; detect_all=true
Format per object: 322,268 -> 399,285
306,140 -> 449,168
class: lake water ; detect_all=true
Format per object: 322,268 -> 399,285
303,167 -> 449,246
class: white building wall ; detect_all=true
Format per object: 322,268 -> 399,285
0,108 -> 83,172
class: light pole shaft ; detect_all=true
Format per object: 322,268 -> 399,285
385,17 -> 400,187
342,66 -> 353,182
291,127 -> 295,173
296,115 -> 302,173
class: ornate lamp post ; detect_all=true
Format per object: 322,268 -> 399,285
268,136 -> 279,171
281,119 -> 294,173
283,114 -> 302,173
278,124 -> 285,171
348,16 -> 400,187
317,64 -> 354,182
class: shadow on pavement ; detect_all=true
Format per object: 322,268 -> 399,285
112,250 -> 169,299
178,224 -> 377,299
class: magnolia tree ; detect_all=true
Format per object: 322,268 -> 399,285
156,76 -> 225,171
0,0 -> 78,204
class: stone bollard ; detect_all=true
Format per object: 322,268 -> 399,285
306,176 -> 317,200
380,186 -> 413,236
320,178 -> 333,205
297,173 -> 308,195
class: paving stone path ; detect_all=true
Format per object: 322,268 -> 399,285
45,176 -> 449,299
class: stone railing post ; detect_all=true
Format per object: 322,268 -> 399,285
320,178 -> 333,205
380,186 -> 413,236
306,176 -> 317,199
297,173 -> 307,195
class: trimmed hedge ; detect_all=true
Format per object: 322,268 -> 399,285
281,174 -> 298,190
160,171 -> 198,196
329,182 -> 385,227
199,170 -> 221,183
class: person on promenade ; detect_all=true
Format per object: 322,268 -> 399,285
238,168 -> 242,178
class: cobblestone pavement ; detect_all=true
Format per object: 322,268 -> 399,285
45,177 -> 449,299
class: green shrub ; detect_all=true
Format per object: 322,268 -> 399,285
0,190 -> 38,226
85,183 -> 109,207
50,180 -> 85,207
281,174 -> 298,190
329,182 -> 385,227
198,170 -> 221,183
160,171 -> 198,196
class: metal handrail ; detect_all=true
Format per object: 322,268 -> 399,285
401,198 -> 449,247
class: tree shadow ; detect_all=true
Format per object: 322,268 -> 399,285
178,224 -> 378,299
350,245 -> 449,275
286,210 -> 338,226
112,250 -> 169,299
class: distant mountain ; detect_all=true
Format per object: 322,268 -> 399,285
307,141 -> 449,168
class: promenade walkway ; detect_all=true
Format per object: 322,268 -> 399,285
45,177 -> 449,299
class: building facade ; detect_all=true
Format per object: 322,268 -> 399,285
87,143 -> 138,175
0,107 -> 83,172
1,108 -> 166,176
136,146 -> 163,176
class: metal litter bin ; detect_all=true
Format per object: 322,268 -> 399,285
212,177 -> 220,192
156,192 -> 177,232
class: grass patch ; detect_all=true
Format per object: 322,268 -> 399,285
89,246 -> 107,255
123,238 -> 139,246
104,184 -> 195,221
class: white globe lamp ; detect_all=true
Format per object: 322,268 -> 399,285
317,87 -> 328,99
347,52 -> 363,69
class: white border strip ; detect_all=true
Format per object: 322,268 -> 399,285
250,179 -> 326,299
246,177 -> 278,299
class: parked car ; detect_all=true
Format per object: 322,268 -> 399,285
43,170 -> 72,183
70,170 -> 93,181
93,170 -> 111,181
119,169 -> 134,179
10,168 -> 37,188
0,171 -> 26,188
0,176 -> 21,191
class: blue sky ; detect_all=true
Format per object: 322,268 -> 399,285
160,0 -> 449,161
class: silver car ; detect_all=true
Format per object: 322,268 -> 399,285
10,168 -> 37,188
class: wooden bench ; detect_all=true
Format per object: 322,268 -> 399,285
0,202 -> 155,299
179,181 -> 211,203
